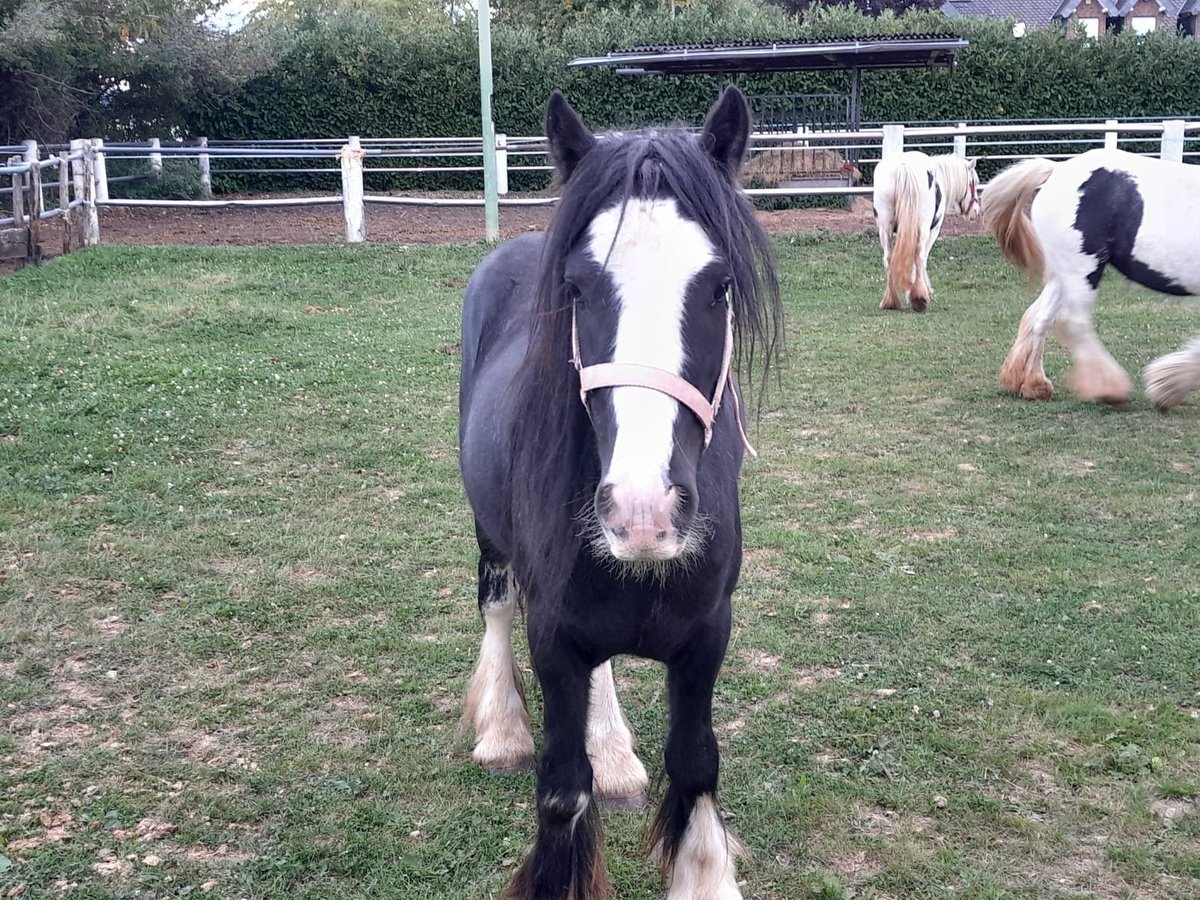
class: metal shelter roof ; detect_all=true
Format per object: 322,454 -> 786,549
566,34 -> 969,76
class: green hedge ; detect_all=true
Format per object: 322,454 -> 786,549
181,5 -> 1200,192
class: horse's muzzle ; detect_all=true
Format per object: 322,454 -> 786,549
595,482 -> 684,561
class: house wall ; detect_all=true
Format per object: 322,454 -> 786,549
1070,0 -> 1106,35
1129,0 -> 1170,30
1066,0 -> 1175,35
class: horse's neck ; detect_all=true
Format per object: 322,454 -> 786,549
932,157 -> 969,204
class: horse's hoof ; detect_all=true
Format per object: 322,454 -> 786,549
596,791 -> 647,812
909,295 -> 928,313
1018,377 -> 1054,401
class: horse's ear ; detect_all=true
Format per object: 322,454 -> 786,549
545,91 -> 596,183
701,85 -> 752,178
967,157 -> 978,170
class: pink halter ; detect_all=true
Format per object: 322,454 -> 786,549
569,291 -> 757,458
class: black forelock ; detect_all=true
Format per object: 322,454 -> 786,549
507,126 -> 783,603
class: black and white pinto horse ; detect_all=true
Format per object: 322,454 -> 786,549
984,148 -> 1200,409
458,87 -> 781,898
872,151 -> 980,312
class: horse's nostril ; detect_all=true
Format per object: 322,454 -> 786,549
655,531 -> 667,541
612,525 -> 629,539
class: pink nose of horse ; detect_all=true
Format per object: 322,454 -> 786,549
596,483 -> 681,558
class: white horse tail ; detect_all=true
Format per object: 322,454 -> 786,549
886,163 -> 925,301
982,158 -> 1057,279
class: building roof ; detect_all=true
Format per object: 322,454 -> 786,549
943,0 -> 1061,26
566,34 -> 969,76
945,0 -> 1185,20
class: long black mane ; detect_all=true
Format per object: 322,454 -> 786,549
508,127 -> 783,603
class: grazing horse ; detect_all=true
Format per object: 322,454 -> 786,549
873,151 -> 980,312
458,86 -> 781,899
983,148 -> 1200,410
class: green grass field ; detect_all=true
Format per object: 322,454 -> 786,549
1,235 -> 1198,899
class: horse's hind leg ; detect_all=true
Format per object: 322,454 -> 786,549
912,217 -> 943,313
877,207 -> 901,310
909,228 -> 933,313
1143,334 -> 1200,412
650,616 -> 743,899
1056,279 -> 1132,405
464,542 -> 534,773
587,661 -> 648,810
1001,280 -> 1061,400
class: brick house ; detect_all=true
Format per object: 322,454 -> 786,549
941,0 -> 1196,35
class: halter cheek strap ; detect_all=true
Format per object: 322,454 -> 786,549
569,292 -> 757,458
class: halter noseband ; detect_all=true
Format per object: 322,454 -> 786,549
569,291 -> 757,458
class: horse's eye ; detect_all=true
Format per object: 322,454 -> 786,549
712,277 -> 732,305
565,282 -> 582,304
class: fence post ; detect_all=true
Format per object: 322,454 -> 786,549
58,151 -> 72,254
198,137 -> 212,198
82,142 -> 99,247
1104,120 -> 1118,151
22,139 -> 38,217
27,156 -> 42,264
340,136 -> 365,244
149,137 -> 163,174
1161,119 -> 1185,163
10,155 -> 25,225
92,137 -> 109,202
70,139 -> 85,250
954,122 -> 968,158
882,124 -> 905,158
495,133 -> 509,196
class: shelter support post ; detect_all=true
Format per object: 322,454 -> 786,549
845,66 -> 862,211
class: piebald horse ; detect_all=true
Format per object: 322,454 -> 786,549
458,87 -> 782,898
983,147 -> 1200,409
873,150 -> 980,311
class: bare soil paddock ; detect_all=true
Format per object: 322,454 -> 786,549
20,194 -> 985,262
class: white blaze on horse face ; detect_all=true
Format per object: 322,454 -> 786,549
586,198 -> 716,558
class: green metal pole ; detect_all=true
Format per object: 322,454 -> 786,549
477,0 -> 500,242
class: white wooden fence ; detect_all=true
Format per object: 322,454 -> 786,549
4,118 -> 1198,255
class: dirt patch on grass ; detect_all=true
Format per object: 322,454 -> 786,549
907,528 -> 958,542
795,666 -> 842,689
1150,797 -> 1198,823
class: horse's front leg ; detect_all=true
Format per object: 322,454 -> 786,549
1055,279 -> 1132,405
1000,280 -> 1061,400
506,636 -> 609,900
650,613 -> 743,899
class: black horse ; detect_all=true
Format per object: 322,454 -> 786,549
458,86 -> 782,899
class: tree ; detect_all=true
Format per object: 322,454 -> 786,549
0,0 -> 260,144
